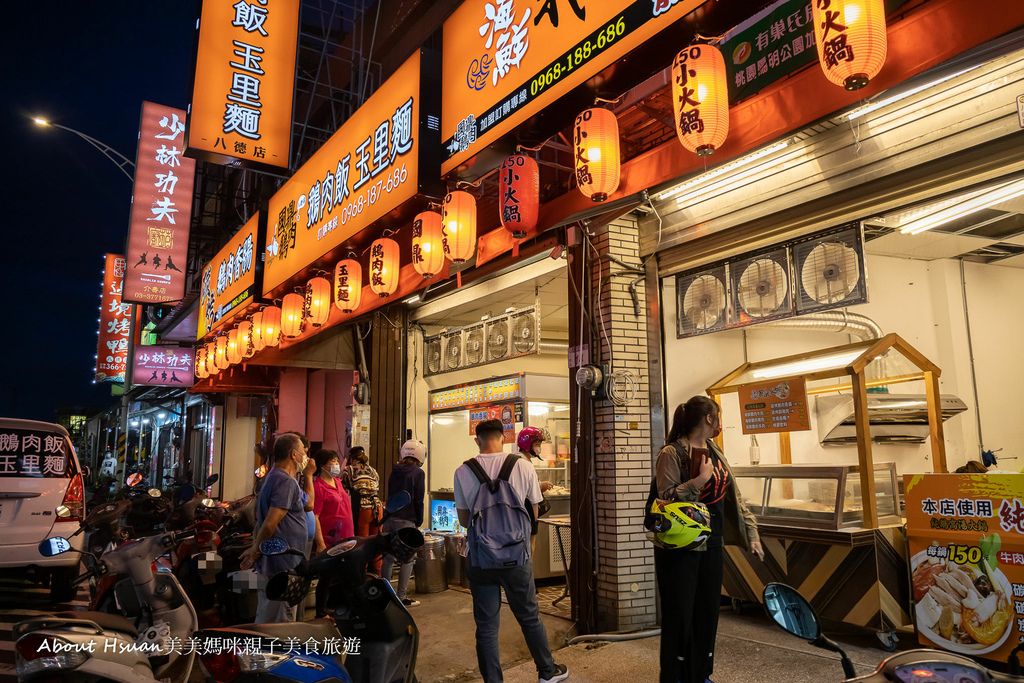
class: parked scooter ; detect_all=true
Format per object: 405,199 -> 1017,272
14,507 -> 200,683
763,582 -> 1024,682
194,492 -> 424,683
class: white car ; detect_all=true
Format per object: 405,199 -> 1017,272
0,418 -> 86,602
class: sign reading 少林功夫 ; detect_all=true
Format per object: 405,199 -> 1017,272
96,254 -> 130,384
186,0 -> 299,170
0,429 -> 68,477
441,0 -> 708,176
123,103 -> 196,304
198,213 -> 261,339
736,377 -> 810,434
263,48 -> 441,297
132,347 -> 195,388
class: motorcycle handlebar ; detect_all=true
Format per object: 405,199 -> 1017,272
71,569 -> 94,587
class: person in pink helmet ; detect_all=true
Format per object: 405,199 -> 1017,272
517,427 -> 553,558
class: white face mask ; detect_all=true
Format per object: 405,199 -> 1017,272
328,464 -> 341,477
295,452 -> 309,472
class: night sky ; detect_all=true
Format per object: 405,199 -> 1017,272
1,3 -> 197,421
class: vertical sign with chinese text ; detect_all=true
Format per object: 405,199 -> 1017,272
124,102 -> 196,304
187,0 -> 300,170
96,254 -> 130,383
736,377 -> 809,434
198,213 -> 261,339
132,347 -> 195,387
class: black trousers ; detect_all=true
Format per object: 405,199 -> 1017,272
654,544 -> 724,683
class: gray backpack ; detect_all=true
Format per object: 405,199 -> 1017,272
464,455 -> 532,569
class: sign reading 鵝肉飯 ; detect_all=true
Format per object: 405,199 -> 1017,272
0,429 -> 68,477
96,254 -> 130,383
262,48 -> 441,298
123,103 -> 196,304
186,0 -> 300,170
198,213 -> 262,339
441,0 -> 708,176
132,346 -> 195,388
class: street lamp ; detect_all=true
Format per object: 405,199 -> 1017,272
32,117 -> 135,183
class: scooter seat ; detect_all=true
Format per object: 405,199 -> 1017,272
55,611 -> 138,637
218,617 -> 339,644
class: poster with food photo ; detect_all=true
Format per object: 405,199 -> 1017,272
905,474 -> 1024,660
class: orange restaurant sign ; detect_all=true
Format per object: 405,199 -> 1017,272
96,254 -> 130,383
186,0 -> 299,170
263,48 -> 442,297
736,377 -> 810,435
441,0 -> 708,175
198,213 -> 262,339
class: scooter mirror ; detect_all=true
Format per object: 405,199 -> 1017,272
384,491 -> 412,513
207,474 -> 220,486
148,488 -> 162,498
55,505 -> 71,518
260,538 -> 289,556
126,473 -> 143,487
763,583 -> 820,641
201,498 -> 217,508
39,537 -> 73,557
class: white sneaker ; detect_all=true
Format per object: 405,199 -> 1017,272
539,664 -> 568,683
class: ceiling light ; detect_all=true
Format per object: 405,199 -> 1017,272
655,140 -> 791,204
404,295 -> 420,304
751,350 -> 863,380
845,64 -> 983,122
899,177 -> 1024,235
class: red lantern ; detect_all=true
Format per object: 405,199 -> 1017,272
573,108 -> 620,202
672,44 -> 729,157
812,0 -> 887,90
305,277 -> 331,327
237,320 -> 255,358
370,238 -> 400,298
281,293 -> 304,337
262,306 -> 282,347
205,341 -> 218,376
499,155 -> 539,238
195,347 -> 207,379
215,336 -> 229,370
441,191 -> 477,263
334,260 -> 362,313
412,212 -> 445,278
250,312 -> 266,352
227,329 -> 242,364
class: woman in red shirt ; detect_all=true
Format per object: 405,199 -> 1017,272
312,449 -> 354,617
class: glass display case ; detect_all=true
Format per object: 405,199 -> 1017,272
731,463 -> 901,530
527,401 -> 570,493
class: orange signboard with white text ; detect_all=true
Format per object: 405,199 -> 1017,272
198,213 -> 262,339
441,0 -> 708,175
736,377 -> 810,434
186,0 -> 299,170
96,254 -> 129,383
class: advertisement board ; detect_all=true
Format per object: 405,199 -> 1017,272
736,377 -> 810,434
95,254 -> 130,384
124,102 -> 196,304
186,0 -> 299,169
905,474 -> 1024,661
198,213 -> 261,339
132,346 -> 195,387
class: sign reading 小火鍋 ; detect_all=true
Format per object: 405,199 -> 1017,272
187,0 -> 299,169
132,346 -> 195,388
736,378 -> 809,434
905,474 -> 1024,662
123,103 -> 196,304
198,213 -> 261,339
263,49 -> 441,297
96,254 -> 130,383
441,0 -> 707,176
0,429 -> 69,477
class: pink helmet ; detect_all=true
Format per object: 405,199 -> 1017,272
517,426 -> 545,455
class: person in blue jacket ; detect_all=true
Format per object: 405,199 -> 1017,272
380,439 -> 426,607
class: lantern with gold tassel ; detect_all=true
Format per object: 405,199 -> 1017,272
237,320 -> 255,358
215,335 -> 229,370
672,44 -> 729,157
812,0 -> 887,90
334,260 -> 362,313
227,329 -> 242,365
250,312 -> 266,353
305,277 -> 331,327
205,341 -> 218,376
195,347 -> 207,379
499,154 -> 539,238
262,306 -> 282,347
573,108 -> 620,202
441,191 -> 477,263
370,238 -> 400,298
412,212 -> 445,278
281,293 -> 304,337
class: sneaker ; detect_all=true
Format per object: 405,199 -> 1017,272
539,664 -> 568,683
401,598 -> 420,607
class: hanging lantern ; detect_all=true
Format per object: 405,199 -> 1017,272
205,341 -> 218,376
281,292 -> 304,337
812,0 -> 887,90
334,259 -> 363,313
227,329 -> 242,365
499,155 -> 539,238
412,212 -> 445,278
370,238 -> 400,298
195,347 -> 207,379
237,320 -> 255,358
250,312 -> 266,353
441,191 -> 477,263
305,277 -> 331,327
215,336 -> 230,370
671,44 -> 729,157
573,108 -> 620,202
262,306 -> 282,347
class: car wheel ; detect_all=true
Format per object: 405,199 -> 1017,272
50,565 -> 79,603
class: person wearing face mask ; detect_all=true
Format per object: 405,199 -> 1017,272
652,396 -> 763,683
311,449 -> 354,617
241,432 -> 313,623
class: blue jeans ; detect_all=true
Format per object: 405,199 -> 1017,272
467,561 -> 556,683
380,518 -> 416,600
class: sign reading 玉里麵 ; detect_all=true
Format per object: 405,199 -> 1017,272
198,213 -> 262,339
96,254 -> 130,383
736,377 -> 809,434
0,429 -> 69,477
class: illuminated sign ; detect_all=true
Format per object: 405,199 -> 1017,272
124,102 -> 196,304
429,374 -> 524,411
96,254 -> 130,383
186,0 -> 300,169
441,0 -> 708,175
132,346 -> 195,387
263,48 -> 441,297
198,213 -> 262,339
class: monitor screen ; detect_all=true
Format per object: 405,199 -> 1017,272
431,499 -> 458,532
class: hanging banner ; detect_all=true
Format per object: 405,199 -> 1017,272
186,0 -> 300,170
132,346 -> 195,387
906,474 -> 1024,662
198,213 -> 262,339
263,48 -> 442,297
441,0 -> 707,176
123,102 -> 196,304
96,254 -> 130,383
736,377 -> 810,434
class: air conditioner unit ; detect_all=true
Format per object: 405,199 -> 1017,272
729,248 -> 792,327
792,223 -> 868,315
676,265 -> 729,338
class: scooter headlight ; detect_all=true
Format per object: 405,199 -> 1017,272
15,634 -> 88,675
239,652 -> 291,672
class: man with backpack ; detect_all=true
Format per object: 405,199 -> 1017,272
454,419 -> 569,683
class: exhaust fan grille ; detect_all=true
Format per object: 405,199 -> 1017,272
423,304 -> 543,376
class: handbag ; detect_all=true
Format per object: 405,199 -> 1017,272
537,497 -> 552,518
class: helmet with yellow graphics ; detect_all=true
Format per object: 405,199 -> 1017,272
649,499 -> 711,550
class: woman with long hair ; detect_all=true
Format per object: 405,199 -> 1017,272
653,396 -> 763,683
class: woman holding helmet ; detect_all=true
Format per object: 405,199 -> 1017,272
651,396 -> 763,683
